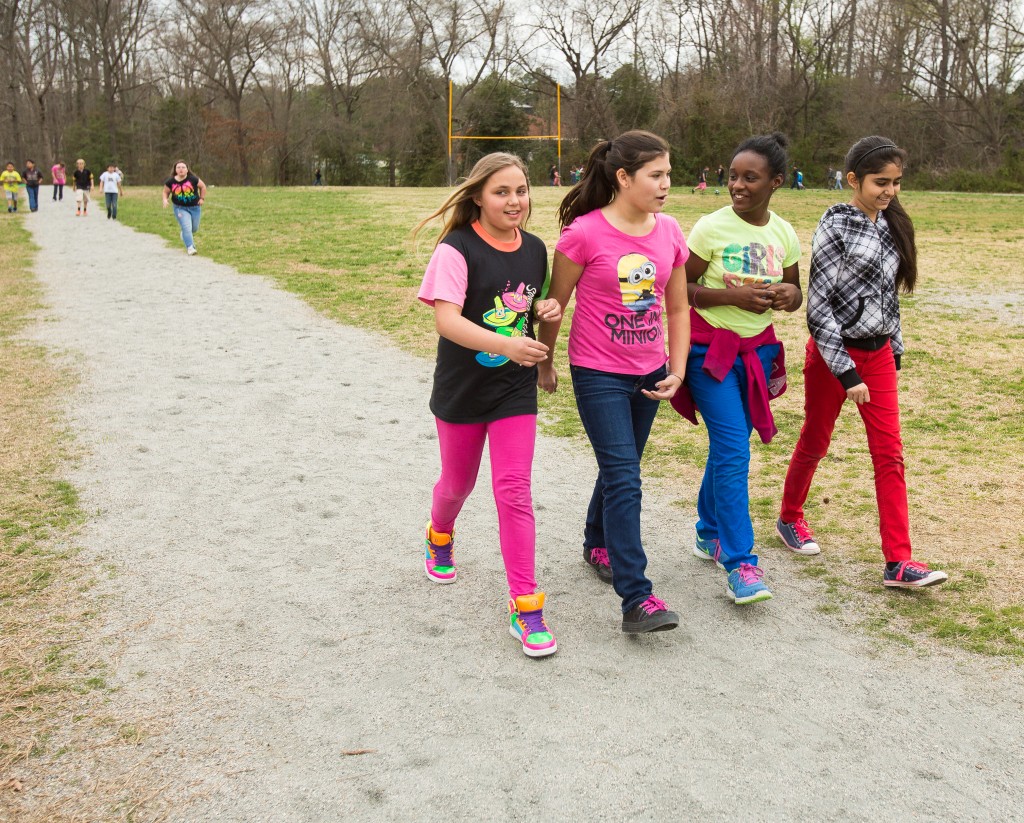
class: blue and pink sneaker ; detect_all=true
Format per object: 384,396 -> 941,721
693,529 -> 726,570
883,561 -> 948,588
727,562 -> 773,605
776,517 -> 821,555
509,592 -> 557,658
424,522 -> 456,584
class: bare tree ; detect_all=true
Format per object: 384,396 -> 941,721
181,0 -> 278,184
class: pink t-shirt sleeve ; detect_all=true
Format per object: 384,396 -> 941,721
555,219 -> 588,266
668,216 -> 689,268
418,243 -> 469,307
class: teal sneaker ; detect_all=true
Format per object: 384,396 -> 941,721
693,530 -> 725,569
727,563 -> 773,605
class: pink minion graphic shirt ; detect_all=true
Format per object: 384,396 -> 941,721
556,210 -> 688,375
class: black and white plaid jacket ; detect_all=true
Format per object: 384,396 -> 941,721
807,204 -> 904,388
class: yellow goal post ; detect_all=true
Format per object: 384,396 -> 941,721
447,81 -> 562,179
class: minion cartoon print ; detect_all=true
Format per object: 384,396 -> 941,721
617,253 -> 657,313
475,281 -> 537,367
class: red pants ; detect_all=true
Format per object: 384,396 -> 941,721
781,338 -> 911,562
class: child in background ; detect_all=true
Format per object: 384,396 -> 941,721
99,163 -> 124,219
537,131 -> 690,634
778,136 -> 948,589
22,160 -> 43,212
675,132 -> 803,605
1,163 -> 22,213
52,162 -> 66,201
415,152 -> 562,658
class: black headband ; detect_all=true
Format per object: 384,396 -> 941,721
853,143 -> 899,172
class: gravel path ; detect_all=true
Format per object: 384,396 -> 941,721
26,206 -> 1024,822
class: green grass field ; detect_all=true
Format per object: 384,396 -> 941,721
119,184 -> 1024,657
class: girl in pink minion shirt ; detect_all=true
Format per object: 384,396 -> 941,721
537,131 -> 690,634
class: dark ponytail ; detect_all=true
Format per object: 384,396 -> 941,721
558,130 -> 670,229
846,136 -> 917,294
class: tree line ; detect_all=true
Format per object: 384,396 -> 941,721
2,0 -> 1022,189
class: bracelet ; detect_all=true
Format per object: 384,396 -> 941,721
666,371 -> 683,385
692,286 -> 704,309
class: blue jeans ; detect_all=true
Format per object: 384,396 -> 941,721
26,186 -> 39,211
173,205 -> 201,249
105,192 -> 118,218
571,364 -> 665,612
687,343 -> 779,571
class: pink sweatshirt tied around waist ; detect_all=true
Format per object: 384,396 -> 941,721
670,308 -> 787,444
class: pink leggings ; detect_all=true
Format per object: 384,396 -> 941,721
431,415 -> 537,599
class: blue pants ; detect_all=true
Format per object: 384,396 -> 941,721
26,186 -> 39,211
105,192 -> 118,218
173,205 -> 201,249
571,364 -> 665,612
687,343 -> 779,571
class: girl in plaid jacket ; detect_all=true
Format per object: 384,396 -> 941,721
776,136 -> 948,588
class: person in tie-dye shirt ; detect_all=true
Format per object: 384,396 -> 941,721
162,160 -> 207,255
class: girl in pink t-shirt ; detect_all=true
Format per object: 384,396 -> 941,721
51,162 -> 66,201
414,152 -> 563,658
536,131 -> 691,634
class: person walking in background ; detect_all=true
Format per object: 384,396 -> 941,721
536,131 -> 691,634
676,132 -> 803,605
413,152 -> 562,658
834,168 -> 843,190
72,159 -> 93,216
2,163 -> 22,213
777,136 -> 948,589
163,160 -> 207,255
313,168 -> 322,186
99,163 -> 123,219
716,164 -> 725,187
21,160 -> 43,212
51,162 -> 66,201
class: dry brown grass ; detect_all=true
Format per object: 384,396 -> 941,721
0,219 -> 170,822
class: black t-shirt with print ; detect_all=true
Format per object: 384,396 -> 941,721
164,174 -> 201,206
430,225 -> 548,424
73,168 -> 92,189
22,168 -> 43,186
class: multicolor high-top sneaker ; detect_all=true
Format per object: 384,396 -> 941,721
508,592 -> 557,658
424,522 -> 456,584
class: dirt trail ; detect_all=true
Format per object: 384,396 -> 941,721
22,205 -> 1024,821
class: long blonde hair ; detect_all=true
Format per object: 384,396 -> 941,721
413,153 -> 531,245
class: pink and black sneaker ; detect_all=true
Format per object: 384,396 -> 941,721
424,522 -> 456,584
584,546 -> 613,583
621,595 -> 679,633
883,561 -> 948,588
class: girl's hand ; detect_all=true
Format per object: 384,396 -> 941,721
768,282 -> 801,311
732,282 -> 774,314
533,298 -> 562,323
502,336 -> 549,367
642,372 -> 683,401
846,383 -> 870,404
538,361 -> 558,393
